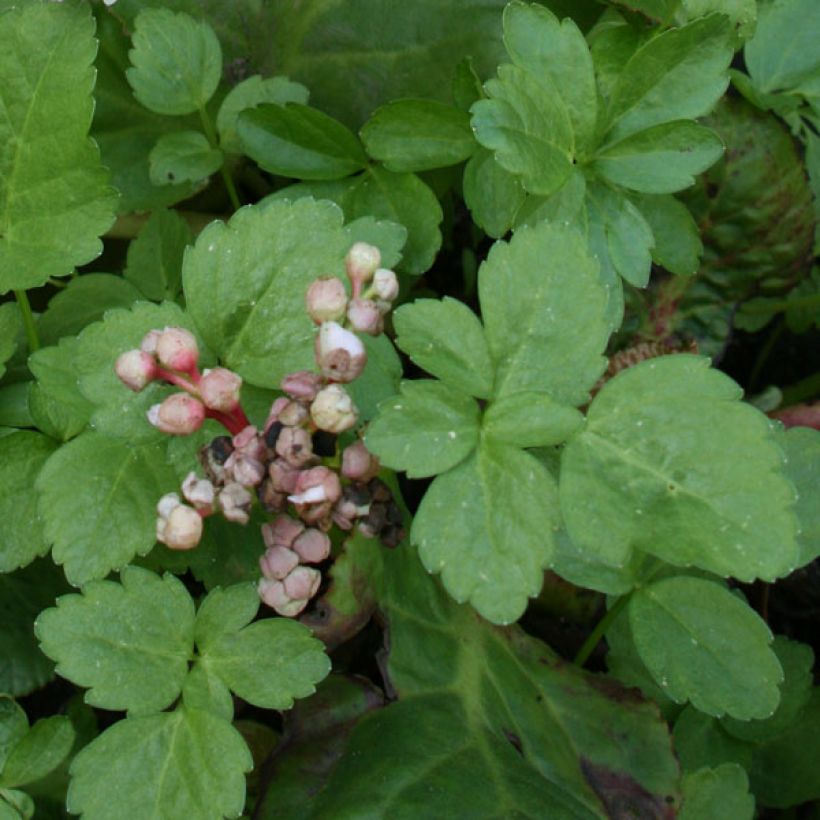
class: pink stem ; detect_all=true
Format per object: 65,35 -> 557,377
155,366 -> 198,393
205,407 -> 248,436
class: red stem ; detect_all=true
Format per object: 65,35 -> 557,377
155,366 -> 198,393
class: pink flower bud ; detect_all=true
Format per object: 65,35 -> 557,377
315,322 -> 367,383
181,472 -> 215,508
259,546 -> 300,580
347,298 -> 383,336
292,528 -> 331,563
310,384 -> 358,433
269,458 -> 301,494
219,482 -> 252,524
258,578 -> 307,617
262,515 -> 305,549
283,566 -> 322,600
156,327 -> 199,372
372,268 -> 399,301
306,277 -> 348,324
289,466 -> 341,505
232,426 -> 266,461
275,426 -> 314,468
281,371 -> 323,401
265,397 -> 290,430
160,504 -> 203,550
140,329 -> 162,354
341,440 -> 380,481
199,368 -> 242,412
147,394 -> 205,435
115,350 -> 156,392
226,454 -> 266,487
278,400 -> 309,427
345,242 -> 381,290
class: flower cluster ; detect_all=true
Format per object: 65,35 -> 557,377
115,242 -> 404,617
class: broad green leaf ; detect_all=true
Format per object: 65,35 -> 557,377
124,210 -> 193,302
629,576 -> 782,719
217,75 -> 309,154
238,104 -> 367,180
0,433 -> 58,573
0,789 -> 31,820
183,198 -> 352,386
560,356 -> 799,576
512,166 -> 587,229
582,192 -> 626,330
778,426 -> 820,567
594,121 -> 725,194
193,584 -> 260,649
181,664 -> 233,721
393,298 -> 494,398
0,384 -> 31,431
630,194 -> 702,276
463,148 -> 526,238
478,221 -> 610,404
366,381 -> 480,479
483,392 -> 584,447
0,717 -> 74,789
360,99 -> 475,172
0,306 -> 21,381
67,707 -> 251,820
603,15 -> 733,142
0,699 -> 27,772
35,568 -> 195,715
37,275 -> 142,347
472,63 -> 574,196
148,131 -> 223,186
412,441 -> 558,623
452,57 -> 485,111
347,333 -> 402,422
36,432 -> 178,586
342,216 -> 407,271
679,0 -> 757,40
0,2 -> 116,293
503,2 -> 597,151
679,764 -> 754,820
126,9 -> 222,115
605,0 -> 682,22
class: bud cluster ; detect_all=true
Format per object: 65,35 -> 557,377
116,243 -> 404,619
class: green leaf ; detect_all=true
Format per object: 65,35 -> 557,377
37,275 -> 142,348
0,433 -> 58,573
342,216 -> 407,271
603,14 -> 733,142
393,298 -> 494,398
366,381 -> 480,479
0,717 -> 74,789
360,99 -> 475,172
124,210 -> 193,302
502,2 -> 597,151
193,584 -> 260,649
594,121 -> 725,194
478,221 -> 610,404
778,426 -> 820,567
472,63 -> 574,196
630,194 -> 702,276
605,0 -> 682,23
0,306 -> 21,381
483,392 -> 583,447
181,663 -> 233,721
35,568 -> 195,715
148,131 -> 223,186
0,2 -> 116,293
560,356 -> 799,576
36,432 -> 177,586
463,148 -> 526,238
512,166 -> 587,229
183,198 -> 352,387
412,441 -> 558,624
238,103 -> 367,180
126,9 -> 222,116
629,576 -> 782,719
0,384 -> 31,431
347,333 -> 402,422
216,74 -> 309,155
0,699 -> 27,772
0,788 -> 32,820
679,764 -> 754,820
67,707 -> 251,820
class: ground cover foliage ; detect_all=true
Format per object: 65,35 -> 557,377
0,0 -> 819,817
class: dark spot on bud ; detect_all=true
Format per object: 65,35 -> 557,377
257,478 -> 285,513
362,502 -> 387,533
311,430 -> 337,457
380,524 -> 404,549
264,421 -> 283,448
342,483 -> 371,507
368,478 -> 391,502
385,501 -> 402,525
210,436 -> 234,463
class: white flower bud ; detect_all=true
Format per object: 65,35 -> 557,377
346,298 -> 383,335
181,472 -> 215,508
156,327 -> 199,372
345,242 -> 381,290
115,350 -> 156,392
140,329 -> 162,355
199,368 -> 242,412
310,384 -> 358,433
219,482 -> 253,524
278,400 -> 309,427
156,492 -> 181,520
314,321 -> 367,383
292,529 -> 331,563
147,394 -> 205,435
160,505 -> 203,550
306,277 -> 348,324
258,578 -> 307,617
283,566 -> 322,600
372,268 -> 399,301
259,546 -> 300,580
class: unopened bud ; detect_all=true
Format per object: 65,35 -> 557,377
258,578 -> 307,617
259,546 -> 300,580
281,371 -> 322,401
292,529 -> 331,563
115,350 -> 156,392
289,466 -> 341,506
347,298 -> 383,335
226,454 -> 266,487
156,327 -> 199,372
219,482 -> 253,524
372,268 -> 399,301
181,472 -> 215,508
157,492 -> 181,520
315,322 -> 367,383
269,458 -> 301,494
345,242 -> 380,291
262,515 -> 305,549
283,566 -> 322,600
275,426 -> 314,468
306,277 -> 348,324
278,400 -> 309,427
199,368 -> 242,412
160,504 -> 203,550
311,384 -> 358,433
147,394 -> 205,435
233,426 -> 265,461
341,440 -> 380,481
140,329 -> 162,355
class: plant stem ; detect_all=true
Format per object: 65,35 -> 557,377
14,289 -> 39,352
199,106 -> 241,212
748,318 -> 784,392
573,593 -> 631,668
